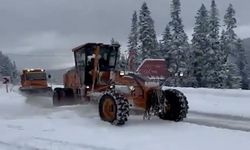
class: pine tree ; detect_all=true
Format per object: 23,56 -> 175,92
207,0 -> 223,88
110,37 -> 120,58
220,30 -> 227,62
138,2 -> 158,60
119,54 -> 128,71
235,39 -> 249,89
11,61 -> 19,84
215,29 -> 229,88
220,30 -> 235,88
209,0 -> 220,43
223,4 -> 241,88
224,4 -> 237,46
110,38 -> 120,45
226,63 -> 241,89
191,4 -> 210,87
223,4 -> 237,59
127,11 -> 139,71
110,38 -> 123,70
168,0 -> 190,86
0,51 -> 18,83
0,51 -> 12,76
160,25 -> 172,60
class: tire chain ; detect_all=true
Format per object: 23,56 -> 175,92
105,92 -> 130,126
161,89 -> 189,121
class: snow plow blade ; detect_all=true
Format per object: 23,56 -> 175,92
52,88 -> 83,106
19,87 -> 53,96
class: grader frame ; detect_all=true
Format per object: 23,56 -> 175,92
53,43 -> 188,125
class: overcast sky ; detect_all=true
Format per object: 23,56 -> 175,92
1,0 -> 250,70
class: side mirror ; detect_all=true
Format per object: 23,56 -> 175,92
48,74 -> 51,79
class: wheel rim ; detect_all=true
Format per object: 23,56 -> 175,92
102,97 -> 116,121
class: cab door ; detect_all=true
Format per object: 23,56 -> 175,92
74,49 -> 86,86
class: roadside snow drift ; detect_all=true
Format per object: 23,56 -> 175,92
175,87 -> 250,118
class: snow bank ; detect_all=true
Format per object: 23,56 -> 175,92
164,87 -> 250,118
0,85 -> 27,118
0,85 -> 25,104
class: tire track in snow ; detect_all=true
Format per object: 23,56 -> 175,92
0,137 -> 119,150
185,111 -> 250,132
30,137 -> 118,150
0,140 -> 42,150
189,111 -> 250,122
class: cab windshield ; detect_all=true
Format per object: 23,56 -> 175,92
98,47 -> 117,71
74,44 -> 119,86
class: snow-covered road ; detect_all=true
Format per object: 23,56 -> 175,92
0,85 -> 250,150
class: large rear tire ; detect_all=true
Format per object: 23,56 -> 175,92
159,89 -> 188,121
99,93 -> 129,126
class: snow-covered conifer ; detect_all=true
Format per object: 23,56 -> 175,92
207,0 -> 222,88
235,39 -> 249,89
223,4 -> 241,88
191,4 -> 210,87
160,25 -> 172,60
127,11 -> 139,71
138,2 -> 158,60
168,0 -> 190,86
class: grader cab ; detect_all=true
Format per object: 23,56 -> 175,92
53,43 -> 189,125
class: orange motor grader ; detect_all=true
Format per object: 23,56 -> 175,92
53,43 -> 188,125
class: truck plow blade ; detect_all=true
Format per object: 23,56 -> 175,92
19,87 -> 53,97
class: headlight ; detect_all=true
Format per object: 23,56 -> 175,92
119,71 -> 125,76
86,85 -> 90,89
129,86 -> 135,91
109,85 -> 115,89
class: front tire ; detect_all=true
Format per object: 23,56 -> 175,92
159,89 -> 188,121
99,93 -> 130,126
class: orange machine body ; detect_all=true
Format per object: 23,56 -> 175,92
20,69 -> 50,90
61,43 -> 160,110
